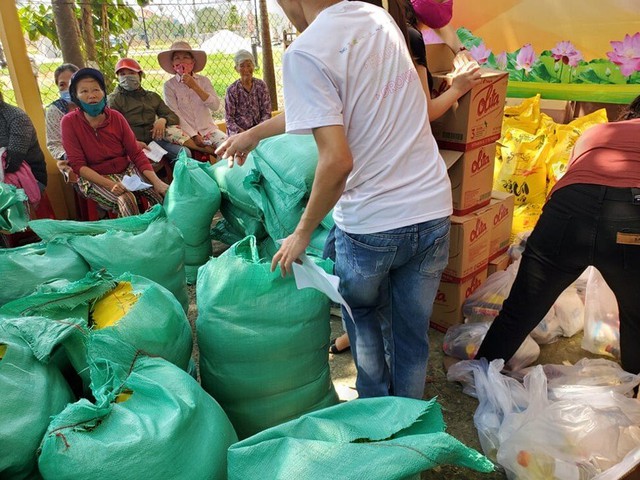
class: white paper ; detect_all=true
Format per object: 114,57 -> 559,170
292,253 -> 354,322
121,174 -> 152,192
143,141 -> 168,163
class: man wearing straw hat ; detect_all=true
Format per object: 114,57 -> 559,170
158,41 -> 227,158
216,0 -> 451,399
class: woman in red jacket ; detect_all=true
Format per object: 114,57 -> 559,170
61,68 -> 168,217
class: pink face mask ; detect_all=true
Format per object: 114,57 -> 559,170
174,62 -> 194,76
411,0 -> 453,29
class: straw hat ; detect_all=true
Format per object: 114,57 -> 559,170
157,41 -> 207,74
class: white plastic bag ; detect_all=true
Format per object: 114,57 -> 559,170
582,268 -> 620,359
531,285 -> 584,344
462,260 -> 520,323
443,321 -> 540,372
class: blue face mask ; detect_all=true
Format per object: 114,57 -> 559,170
79,97 -> 106,117
60,90 -> 72,102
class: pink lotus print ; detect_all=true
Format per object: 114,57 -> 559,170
515,44 -> 537,73
607,33 -> 640,76
551,41 -> 583,67
469,43 -> 491,64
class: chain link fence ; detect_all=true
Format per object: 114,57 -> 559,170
1,0 -> 296,119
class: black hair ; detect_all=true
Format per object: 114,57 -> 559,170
354,0 -> 410,49
617,94 -> 640,121
54,63 -> 80,85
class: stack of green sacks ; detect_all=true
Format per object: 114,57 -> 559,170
0,315 -> 76,479
164,151 -> 222,283
29,205 -> 189,312
1,271 -> 194,391
210,134 -> 333,256
38,339 -> 237,480
196,235 -> 338,439
0,241 -> 89,307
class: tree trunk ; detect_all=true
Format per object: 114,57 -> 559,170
80,2 -> 97,64
51,0 -> 85,67
259,0 -> 277,110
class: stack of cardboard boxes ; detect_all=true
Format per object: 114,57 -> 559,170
426,45 -> 515,332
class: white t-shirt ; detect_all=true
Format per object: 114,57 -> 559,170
283,0 -> 452,234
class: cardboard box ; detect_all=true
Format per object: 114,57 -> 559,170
487,191 -> 515,260
488,251 -> 511,276
443,204 -> 493,282
442,142 -> 496,216
430,69 -> 509,151
431,267 -> 488,332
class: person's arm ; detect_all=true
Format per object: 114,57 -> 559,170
183,74 -> 220,111
259,81 -> 272,123
4,108 -> 36,173
154,93 -> 180,126
164,80 -> 197,138
215,113 -> 286,167
224,85 -> 240,136
45,106 -> 66,160
423,62 -> 481,121
117,113 -> 168,195
271,125 -> 352,276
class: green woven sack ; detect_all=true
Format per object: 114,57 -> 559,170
164,151 -> 221,283
0,315 -> 75,479
0,182 -> 29,233
228,397 -> 495,480
210,155 -> 267,240
38,342 -> 237,480
0,241 -> 89,307
1,271 -> 194,384
29,205 -> 189,312
244,134 -> 318,243
196,235 -> 338,439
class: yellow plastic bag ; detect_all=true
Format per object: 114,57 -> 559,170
91,282 -> 138,329
511,203 -> 543,242
502,95 -> 542,135
494,128 -> 550,206
546,109 -> 608,193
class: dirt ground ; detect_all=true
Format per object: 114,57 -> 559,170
196,237 -> 607,479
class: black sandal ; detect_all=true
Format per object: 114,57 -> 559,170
329,338 -> 350,354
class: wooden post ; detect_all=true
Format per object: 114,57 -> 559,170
0,1 -> 70,219
259,0 -> 278,111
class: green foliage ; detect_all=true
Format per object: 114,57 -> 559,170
226,5 -> 241,30
195,6 -> 226,33
18,4 -> 58,48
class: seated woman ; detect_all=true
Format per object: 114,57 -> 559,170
61,68 -> 168,217
224,50 -> 272,136
0,90 -> 47,204
45,63 -> 79,183
158,41 -> 227,160
107,57 -> 192,164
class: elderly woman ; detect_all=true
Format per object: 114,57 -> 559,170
224,50 -> 272,136
61,68 -> 168,217
45,63 -> 79,183
476,95 -> 640,376
0,90 -> 47,194
158,41 -> 226,158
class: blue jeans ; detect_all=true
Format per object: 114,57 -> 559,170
334,217 -> 450,398
156,139 -> 190,164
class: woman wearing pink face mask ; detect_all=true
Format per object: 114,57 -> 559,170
410,0 -> 472,62
158,41 -> 227,160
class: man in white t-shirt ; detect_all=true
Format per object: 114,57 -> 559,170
216,0 -> 452,399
